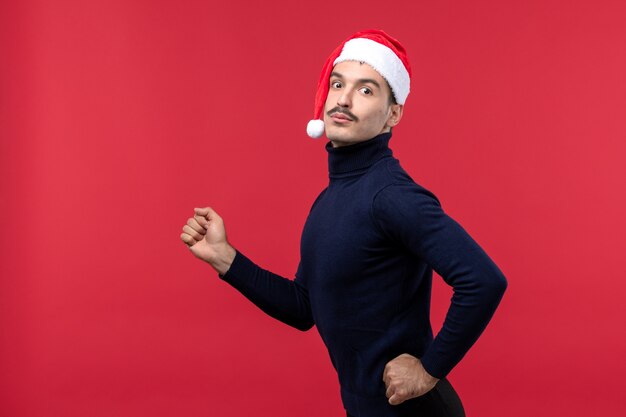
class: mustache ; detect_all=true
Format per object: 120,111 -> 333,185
327,107 -> 359,122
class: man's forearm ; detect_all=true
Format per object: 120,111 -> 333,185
219,250 -> 315,331
420,264 -> 507,378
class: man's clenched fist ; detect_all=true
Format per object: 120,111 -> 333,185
180,207 -> 236,275
383,353 -> 440,405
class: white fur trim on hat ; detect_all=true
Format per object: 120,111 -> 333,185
333,38 -> 410,104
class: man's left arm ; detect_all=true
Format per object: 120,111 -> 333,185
373,183 -> 508,404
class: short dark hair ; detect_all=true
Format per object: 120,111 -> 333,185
388,91 -> 397,106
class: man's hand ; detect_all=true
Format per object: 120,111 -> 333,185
383,353 -> 440,405
180,207 -> 236,275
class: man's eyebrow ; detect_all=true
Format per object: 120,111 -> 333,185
330,71 -> 381,89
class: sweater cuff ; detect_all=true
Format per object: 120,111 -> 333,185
219,249 -> 256,283
420,350 -> 452,380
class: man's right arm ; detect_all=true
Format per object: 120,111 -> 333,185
181,207 -> 314,331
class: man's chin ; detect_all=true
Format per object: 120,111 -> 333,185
326,127 -> 357,142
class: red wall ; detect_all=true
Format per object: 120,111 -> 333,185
1,1 -> 625,416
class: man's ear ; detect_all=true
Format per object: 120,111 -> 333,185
386,104 -> 404,128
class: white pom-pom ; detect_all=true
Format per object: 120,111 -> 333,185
306,119 -> 325,138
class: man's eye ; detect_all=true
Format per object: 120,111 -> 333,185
331,81 -> 342,88
360,87 -> 372,95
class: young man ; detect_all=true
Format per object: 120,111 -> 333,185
180,30 -> 507,417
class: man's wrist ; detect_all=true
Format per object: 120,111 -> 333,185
419,356 -> 443,382
209,243 -> 236,276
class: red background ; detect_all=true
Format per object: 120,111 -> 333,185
1,1 -> 625,416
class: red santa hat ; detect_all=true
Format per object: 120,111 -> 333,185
306,29 -> 412,139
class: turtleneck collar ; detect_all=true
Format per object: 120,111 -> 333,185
326,132 -> 393,178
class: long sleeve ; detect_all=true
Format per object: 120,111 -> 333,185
219,250 -> 315,331
372,183 -> 508,378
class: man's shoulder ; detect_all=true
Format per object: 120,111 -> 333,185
371,157 -> 441,207
369,156 -> 435,194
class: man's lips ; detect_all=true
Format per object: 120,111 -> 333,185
329,111 -> 355,123
332,114 -> 352,122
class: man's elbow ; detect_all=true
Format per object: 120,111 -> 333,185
485,270 -> 508,302
292,319 -> 315,332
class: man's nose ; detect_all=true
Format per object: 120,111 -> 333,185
337,89 -> 352,107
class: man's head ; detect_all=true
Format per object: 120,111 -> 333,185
306,30 -> 412,146
323,61 -> 403,147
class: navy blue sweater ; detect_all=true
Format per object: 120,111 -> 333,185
221,132 -> 507,417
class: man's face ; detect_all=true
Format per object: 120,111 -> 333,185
323,60 -> 403,147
